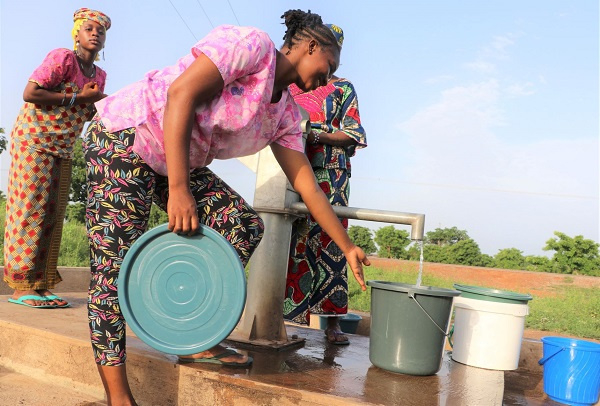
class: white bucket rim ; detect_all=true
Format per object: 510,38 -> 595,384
454,296 -> 529,316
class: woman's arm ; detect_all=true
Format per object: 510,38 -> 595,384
270,143 -> 370,290
163,53 -> 224,234
307,130 -> 358,147
23,81 -> 104,105
307,80 -> 366,149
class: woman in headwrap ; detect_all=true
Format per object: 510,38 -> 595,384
84,9 -> 369,404
284,67 -> 367,345
4,8 -> 110,308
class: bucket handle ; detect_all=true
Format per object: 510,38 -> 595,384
408,291 -> 450,337
538,347 -> 566,366
448,325 -> 454,348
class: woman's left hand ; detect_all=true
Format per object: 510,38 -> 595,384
344,245 -> 371,291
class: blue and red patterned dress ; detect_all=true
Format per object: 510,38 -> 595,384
284,78 -> 367,324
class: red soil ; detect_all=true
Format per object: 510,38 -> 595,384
368,257 -> 600,298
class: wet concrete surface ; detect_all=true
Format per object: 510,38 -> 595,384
226,324 -> 505,405
0,292 -> 575,405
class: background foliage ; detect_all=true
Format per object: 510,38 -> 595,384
0,131 -> 597,274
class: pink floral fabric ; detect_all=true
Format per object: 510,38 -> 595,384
95,25 -> 304,176
29,48 -> 107,92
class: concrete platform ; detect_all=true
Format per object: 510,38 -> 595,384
0,289 -> 580,405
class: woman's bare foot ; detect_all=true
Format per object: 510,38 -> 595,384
178,344 -> 251,365
36,289 -> 69,307
325,316 -> 349,345
11,290 -> 52,307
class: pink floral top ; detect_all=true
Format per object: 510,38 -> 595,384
95,25 -> 304,176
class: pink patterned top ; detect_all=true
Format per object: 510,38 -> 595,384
9,48 -> 106,157
95,25 -> 304,176
29,48 -> 107,92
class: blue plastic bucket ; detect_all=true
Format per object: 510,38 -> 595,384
539,337 -> 600,405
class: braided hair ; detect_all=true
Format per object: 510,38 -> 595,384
281,9 -> 340,53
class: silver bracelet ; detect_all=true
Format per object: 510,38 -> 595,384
60,90 -> 67,106
312,132 -> 320,144
67,91 -> 77,107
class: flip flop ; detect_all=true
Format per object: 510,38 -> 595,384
8,295 -> 56,309
179,348 -> 253,367
325,329 -> 350,345
42,294 -> 71,308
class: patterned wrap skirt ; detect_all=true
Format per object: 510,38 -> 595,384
3,83 -> 92,290
283,168 -> 350,324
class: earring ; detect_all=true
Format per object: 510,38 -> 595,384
102,49 -> 105,61
285,48 -> 291,56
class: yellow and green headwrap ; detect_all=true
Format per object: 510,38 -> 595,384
71,8 -> 111,50
325,24 -> 344,48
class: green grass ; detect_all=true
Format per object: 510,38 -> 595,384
526,286 -> 600,339
348,266 -> 600,340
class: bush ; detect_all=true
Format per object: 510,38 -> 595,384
148,203 -> 169,230
58,221 -> 89,267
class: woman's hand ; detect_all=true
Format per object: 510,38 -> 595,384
344,245 -> 371,291
79,82 -> 104,103
166,187 -> 199,235
270,144 -> 371,291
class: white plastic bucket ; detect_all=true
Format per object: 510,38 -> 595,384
451,296 -> 529,370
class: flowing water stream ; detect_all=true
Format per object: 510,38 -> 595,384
415,240 -> 424,287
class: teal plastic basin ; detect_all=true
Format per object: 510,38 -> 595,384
318,313 -> 363,334
453,284 -> 532,304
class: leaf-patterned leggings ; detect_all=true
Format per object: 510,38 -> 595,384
84,118 -> 264,366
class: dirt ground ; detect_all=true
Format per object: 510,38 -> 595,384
368,257 -> 600,298
368,257 -> 600,342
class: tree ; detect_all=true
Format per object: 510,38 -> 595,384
543,231 -> 600,276
0,127 -> 7,155
446,239 -> 486,266
374,225 -> 411,259
425,227 -> 469,246
524,255 -> 551,272
348,225 -> 376,255
422,244 -> 449,263
494,248 -> 526,270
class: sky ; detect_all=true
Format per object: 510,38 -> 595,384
0,1 -> 598,257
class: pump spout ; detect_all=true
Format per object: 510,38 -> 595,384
288,202 -> 425,241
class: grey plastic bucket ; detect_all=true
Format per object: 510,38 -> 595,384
368,281 -> 461,375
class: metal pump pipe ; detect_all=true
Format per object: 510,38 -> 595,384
288,202 -> 425,241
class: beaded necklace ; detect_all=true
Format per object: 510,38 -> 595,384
74,50 -> 96,78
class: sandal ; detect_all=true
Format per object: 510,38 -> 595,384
8,295 -> 56,309
41,294 -> 71,308
179,348 -> 253,367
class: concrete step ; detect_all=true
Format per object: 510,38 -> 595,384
0,292 -> 510,406
0,364 -> 105,406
